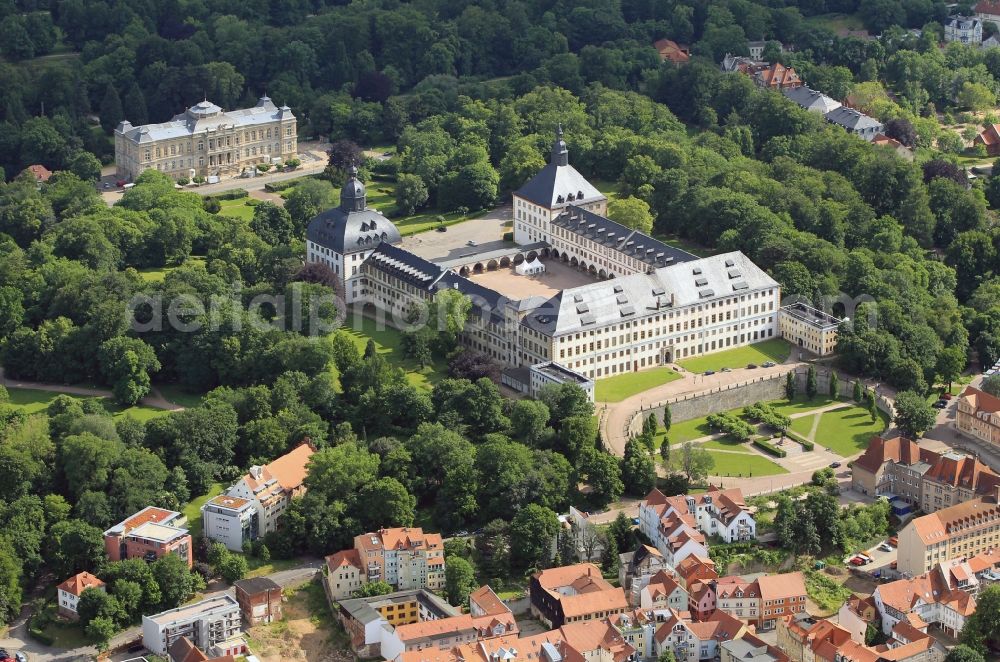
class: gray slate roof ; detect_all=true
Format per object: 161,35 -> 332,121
823,107 -> 883,132
515,128 -> 605,210
782,86 -> 842,114
553,206 -> 698,270
306,174 -> 402,255
116,96 -> 294,143
525,251 -> 778,336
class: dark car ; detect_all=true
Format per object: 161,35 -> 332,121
933,400 -> 947,409
747,363 -> 758,369
830,461 -> 842,468
704,370 -> 716,376
435,226 -> 447,232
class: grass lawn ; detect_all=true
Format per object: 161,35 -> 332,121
137,256 -> 207,283
5,387 -> 171,422
40,619 -> 93,649
678,339 -> 791,374
700,437 -> 754,453
183,483 -> 224,539
768,395 -> 841,417
811,405 -> 888,456
656,234 -> 714,258
218,197 -> 259,221
805,569 -> 854,616
705,449 -> 787,477
664,415 -> 714,444
592,179 -> 624,200
336,315 -> 447,389
790,413 -> 818,438
157,383 -> 206,408
594,367 -> 682,402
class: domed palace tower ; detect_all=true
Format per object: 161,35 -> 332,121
511,125 -> 607,246
306,165 -> 402,303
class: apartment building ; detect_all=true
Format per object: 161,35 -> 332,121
204,442 -> 315,548
325,549 -> 366,600
530,563 -> 629,628
654,608 -> 747,662
945,16 -> 983,43
233,577 -> 282,626
114,96 -> 296,182
851,435 -> 1000,513
777,614 -> 853,662
896,493 -> 1000,575
350,527 -> 446,592
142,594 -> 241,656
836,595 -> 879,643
756,572 -> 808,630
675,556 -> 719,592
638,570 -> 688,611
956,385 -> 1000,446
714,576 -> 759,622
104,506 -> 192,567
619,545 -> 670,605
57,571 -> 105,619
778,303 -> 842,357
337,588 -> 459,658
639,487 -> 756,562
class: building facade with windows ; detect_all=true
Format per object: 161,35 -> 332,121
348,527 -> 446,593
57,572 -> 105,619
114,96 -> 296,182
778,303 -> 842,357
956,385 -> 1000,446
896,493 -> 1000,576
104,506 -> 192,567
142,594 -> 241,656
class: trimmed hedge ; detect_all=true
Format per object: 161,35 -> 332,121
785,429 -> 814,451
753,437 -> 786,458
264,177 -> 311,192
210,188 -> 249,201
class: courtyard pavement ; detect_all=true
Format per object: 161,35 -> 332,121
400,206 -> 512,261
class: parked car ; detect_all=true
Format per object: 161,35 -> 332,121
941,393 -> 952,400
878,543 -> 892,552
889,536 -> 898,546
721,367 -> 732,372
704,370 -> 716,376
830,461 -> 841,468
436,226 -> 447,232
762,361 -> 776,367
850,557 -> 865,566
466,240 -> 477,246
747,363 -> 758,369
933,400 -> 947,409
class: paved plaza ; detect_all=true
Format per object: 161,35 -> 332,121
467,260 -> 597,300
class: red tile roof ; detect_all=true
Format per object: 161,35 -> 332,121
326,549 -> 362,571
26,164 -> 52,182
57,571 -> 105,597
975,0 -> 1000,16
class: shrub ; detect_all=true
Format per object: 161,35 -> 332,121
192,175 -> 205,184
177,177 -> 189,185
214,189 -> 248,201
785,429 -> 814,451
753,438 -> 786,457
265,177 -> 310,193
256,163 -> 272,172
285,157 -> 301,169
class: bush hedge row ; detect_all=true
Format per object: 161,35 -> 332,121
753,437 -> 787,458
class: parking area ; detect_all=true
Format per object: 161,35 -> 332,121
845,538 -> 898,578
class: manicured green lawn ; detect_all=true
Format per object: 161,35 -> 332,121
5,387 -> 171,422
663,415 -> 714,444
183,483 -> 224,539
700,437 -> 754,453
336,315 -> 447,389
705,449 -> 787,477
246,557 -> 301,578
790,413 -> 818,438
812,405 -> 888,456
677,339 -> 792,374
594,367 -> 682,402
769,395 -> 841,417
218,197 -> 258,220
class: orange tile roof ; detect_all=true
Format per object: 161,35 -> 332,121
470,586 -> 509,616
976,0 -> 1000,15
266,442 -> 315,491
646,571 -> 683,600
26,164 -> 52,182
757,571 -> 806,602
534,563 -> 612,591
835,640 -> 881,662
57,571 -> 105,597
977,125 -> 1000,147
891,621 -> 930,644
909,495 -> 1000,545
560,619 -> 635,662
653,39 -> 690,64
326,549 -> 362,571
560,588 -> 629,619
644,488 -> 668,506
208,494 -> 250,510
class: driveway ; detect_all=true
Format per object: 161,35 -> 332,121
400,206 -> 512,262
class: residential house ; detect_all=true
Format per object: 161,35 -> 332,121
104,506 -> 192,568
207,442 -> 315,545
609,608 -> 661,660
655,609 -> 747,662
777,613 -> 853,662
974,124 -> 1000,157
530,563 -> 628,628
382,603 -> 517,661
747,41 -> 769,59
824,107 -> 884,141
982,33 -> 1000,47
753,63 -> 802,90
975,0 -> 1000,27
721,54 -> 768,74
850,435 -> 1000,514
675,556 -> 719,592
872,135 -> 914,161
945,16 -> 983,44
896,492 -> 1000,575
167,635 -> 240,662
720,635 -> 789,662
957,385 -> 1000,445
619,545 -> 670,605
639,488 -> 755,563
352,527 -> 446,592
714,576 -> 759,623
653,39 -> 690,64
325,549 -> 365,600
142,594 -> 241,656
687,578 -> 717,621
639,570 -> 688,611
873,566 -> 978,637
338,588 -> 458,658
233,577 -> 282,626
57,571 -> 105,620
837,595 -> 880,642
756,572 -> 808,631
25,164 -> 52,184
782,87 -> 842,115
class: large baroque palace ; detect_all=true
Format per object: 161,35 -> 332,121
306,129 -> 830,389
114,96 -> 297,182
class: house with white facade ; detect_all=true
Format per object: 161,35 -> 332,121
57,571 -> 105,620
945,16 -> 984,43
639,487 -> 756,557
638,570 -> 689,611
